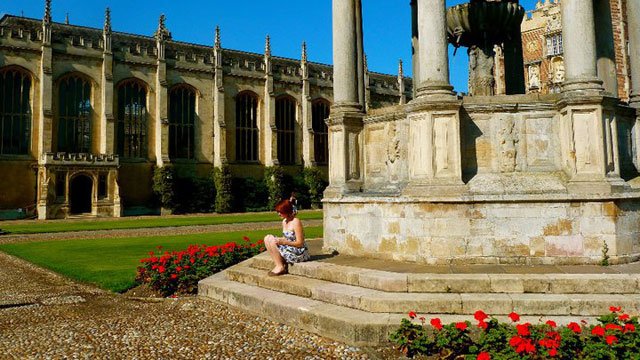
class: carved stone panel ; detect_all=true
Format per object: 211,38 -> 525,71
408,112 -> 432,179
364,124 -> 386,179
573,110 -> 601,175
524,116 -> 555,170
433,116 -> 454,177
497,117 -> 519,173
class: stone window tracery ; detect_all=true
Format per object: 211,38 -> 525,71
312,99 -> 330,164
0,67 -> 31,155
275,96 -> 296,165
116,80 -> 148,158
57,74 -> 92,153
168,85 -> 196,160
235,92 -> 259,162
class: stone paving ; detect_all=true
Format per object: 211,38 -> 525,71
0,221 -> 401,360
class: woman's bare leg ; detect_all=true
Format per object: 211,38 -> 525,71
264,235 -> 286,273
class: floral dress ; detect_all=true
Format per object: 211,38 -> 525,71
277,229 -> 310,264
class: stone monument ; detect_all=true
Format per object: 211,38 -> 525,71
324,0 -> 640,265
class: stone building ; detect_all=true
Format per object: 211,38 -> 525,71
0,1 -> 410,219
521,0 -> 630,99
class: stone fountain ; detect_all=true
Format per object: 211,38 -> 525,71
446,0 -> 526,95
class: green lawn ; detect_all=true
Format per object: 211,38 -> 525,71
0,210 -> 323,235
0,226 -> 322,293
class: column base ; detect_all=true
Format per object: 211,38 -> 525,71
416,81 -> 456,99
562,78 -> 604,96
629,93 -> 640,109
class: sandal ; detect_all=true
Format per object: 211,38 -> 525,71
267,268 -> 288,276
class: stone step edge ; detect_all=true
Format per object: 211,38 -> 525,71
228,261 -> 640,316
198,269 -> 602,346
251,253 -> 640,294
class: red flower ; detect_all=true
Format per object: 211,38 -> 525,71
546,320 -> 557,328
242,236 -> 250,242
477,352 -> 491,360
624,323 -> 635,332
170,274 -> 178,280
606,335 -> 618,345
456,322 -> 468,331
592,325 -> 605,337
408,311 -> 417,319
516,323 -> 531,337
508,312 -> 520,322
477,320 -> 488,330
619,314 -> 630,321
605,323 -> 623,332
157,265 -> 165,273
474,310 -> 489,322
419,316 -> 426,323
609,306 -> 622,313
568,322 -> 582,333
430,318 -> 443,330
509,336 -> 523,348
549,348 -> 558,357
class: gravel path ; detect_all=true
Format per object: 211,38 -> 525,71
0,223 -> 402,359
0,219 -> 323,244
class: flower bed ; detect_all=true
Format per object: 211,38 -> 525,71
136,236 -> 265,296
390,307 -> 639,359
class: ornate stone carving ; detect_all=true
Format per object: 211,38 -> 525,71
385,122 -> 400,165
527,64 -> 540,90
498,117 -> 519,172
468,45 -> 495,96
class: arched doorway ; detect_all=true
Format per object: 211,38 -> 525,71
69,174 -> 93,214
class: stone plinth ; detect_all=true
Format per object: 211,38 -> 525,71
323,94 -> 640,265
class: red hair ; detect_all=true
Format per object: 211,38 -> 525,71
274,199 -> 294,217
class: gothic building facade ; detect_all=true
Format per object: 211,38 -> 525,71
521,0 -> 630,98
0,3 -> 411,219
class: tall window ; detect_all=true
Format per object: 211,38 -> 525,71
546,33 -> 563,56
275,96 -> 296,165
235,92 -> 259,162
58,75 -> 91,153
312,99 -> 330,164
169,85 -> 196,160
117,80 -> 148,158
0,67 -> 31,155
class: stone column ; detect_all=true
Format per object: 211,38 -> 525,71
332,0 -> 360,108
416,0 -> 454,98
410,0 -> 420,99
594,0 -> 618,97
628,0 -> 640,107
326,0 -> 364,195
560,0 -> 603,94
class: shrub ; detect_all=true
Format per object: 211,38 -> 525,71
213,165 -> 233,213
231,176 -> 269,212
390,307 -> 640,359
152,165 -> 176,210
136,237 -> 265,296
302,166 -> 327,209
264,166 -> 286,209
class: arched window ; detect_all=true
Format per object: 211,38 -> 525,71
58,75 -> 91,153
275,96 -> 296,165
235,92 -> 259,162
169,85 -> 196,160
117,80 -> 148,158
0,67 -> 31,155
312,99 -> 330,164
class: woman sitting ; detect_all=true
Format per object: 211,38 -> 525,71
263,199 -> 310,276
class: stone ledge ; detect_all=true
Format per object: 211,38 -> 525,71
251,255 -> 640,294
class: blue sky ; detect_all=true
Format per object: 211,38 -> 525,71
1,0 -> 539,93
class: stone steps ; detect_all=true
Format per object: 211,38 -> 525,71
198,251 -> 640,345
250,253 -> 640,294
226,258 -> 640,316
199,266 -> 601,346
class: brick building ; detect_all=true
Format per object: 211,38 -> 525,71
521,0 -> 630,100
